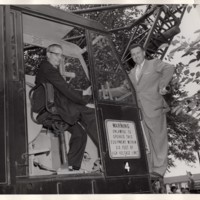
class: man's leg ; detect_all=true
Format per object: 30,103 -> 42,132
143,113 -> 168,176
80,107 -> 99,148
67,122 -> 87,170
141,119 -> 153,174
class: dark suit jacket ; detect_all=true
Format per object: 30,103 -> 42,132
34,60 -> 89,125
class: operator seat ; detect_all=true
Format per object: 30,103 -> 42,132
29,82 -> 69,169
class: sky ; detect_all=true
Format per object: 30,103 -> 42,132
180,6 -> 200,96
166,5 -> 200,96
165,5 -> 200,178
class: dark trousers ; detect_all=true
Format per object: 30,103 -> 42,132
79,106 -> 99,148
67,122 -> 87,169
66,106 -> 99,169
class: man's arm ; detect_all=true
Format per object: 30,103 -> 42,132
155,59 -> 175,95
99,84 -> 130,99
110,85 -> 130,97
40,62 -> 88,105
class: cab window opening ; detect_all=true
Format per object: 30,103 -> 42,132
90,31 -> 136,103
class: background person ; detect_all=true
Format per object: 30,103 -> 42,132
170,186 -> 178,194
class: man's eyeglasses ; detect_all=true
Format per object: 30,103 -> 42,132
49,51 -> 64,58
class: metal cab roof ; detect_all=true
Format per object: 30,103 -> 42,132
12,5 -> 108,34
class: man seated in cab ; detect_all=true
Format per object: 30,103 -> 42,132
35,44 -> 99,172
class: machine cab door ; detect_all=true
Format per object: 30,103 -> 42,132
22,10 -> 100,176
88,31 -> 149,177
0,6 -> 9,185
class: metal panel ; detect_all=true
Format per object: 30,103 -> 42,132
11,5 -> 107,34
10,10 -> 28,177
0,6 -> 8,185
15,176 -> 98,194
58,179 -> 94,194
23,14 -> 73,41
94,176 -> 151,193
16,181 -> 58,194
97,104 -> 149,177
4,7 -> 28,183
14,176 -> 151,194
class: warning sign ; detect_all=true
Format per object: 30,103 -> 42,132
105,120 -> 140,159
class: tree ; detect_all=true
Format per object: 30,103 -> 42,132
163,5 -> 200,168
167,33 -> 200,118
165,5 -> 200,119
167,112 -> 200,168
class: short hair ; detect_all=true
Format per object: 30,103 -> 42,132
170,186 -> 177,192
129,43 -> 145,52
46,44 -> 63,53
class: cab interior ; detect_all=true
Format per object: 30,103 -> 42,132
23,12 -> 135,177
23,14 -> 99,176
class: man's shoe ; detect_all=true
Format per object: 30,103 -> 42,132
68,166 -> 79,171
92,158 -> 103,173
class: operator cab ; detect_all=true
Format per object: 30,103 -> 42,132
23,11 -> 143,177
24,14 -> 99,175
24,12 -> 140,176
1,5 -> 150,193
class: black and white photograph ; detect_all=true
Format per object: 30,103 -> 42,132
0,3 -> 199,197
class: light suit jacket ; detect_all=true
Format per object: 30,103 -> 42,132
129,59 -> 174,118
109,59 -> 174,118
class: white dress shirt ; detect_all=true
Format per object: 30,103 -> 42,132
135,60 -> 145,82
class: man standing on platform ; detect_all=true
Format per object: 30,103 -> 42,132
127,43 -> 174,178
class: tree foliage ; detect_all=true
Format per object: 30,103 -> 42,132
54,4 -> 143,55
166,23 -> 200,119
167,112 -> 200,167
163,5 -> 200,168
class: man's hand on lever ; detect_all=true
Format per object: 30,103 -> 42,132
83,86 -> 92,96
82,86 -> 95,108
86,103 -> 95,109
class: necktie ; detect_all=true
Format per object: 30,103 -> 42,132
136,65 -> 142,82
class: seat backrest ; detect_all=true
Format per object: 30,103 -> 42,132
25,75 -> 43,143
30,83 -> 55,114
29,82 -> 66,130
